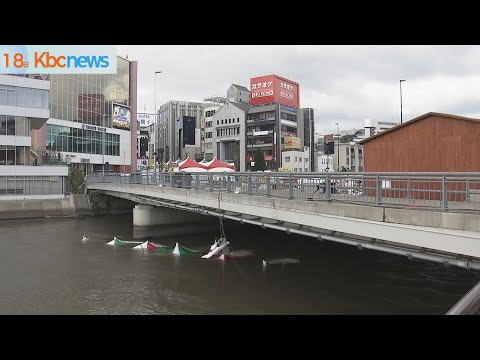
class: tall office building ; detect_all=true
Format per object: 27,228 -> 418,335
297,108 -> 314,171
32,56 -> 138,175
247,74 -> 301,171
0,74 -> 68,199
156,101 -> 206,162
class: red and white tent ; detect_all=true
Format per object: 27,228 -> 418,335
206,157 -> 235,172
178,157 -> 208,172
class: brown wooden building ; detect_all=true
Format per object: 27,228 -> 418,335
359,112 -> 480,172
359,112 -> 480,202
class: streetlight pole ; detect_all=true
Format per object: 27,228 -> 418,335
154,71 -> 162,174
400,79 -> 405,124
335,122 -> 339,172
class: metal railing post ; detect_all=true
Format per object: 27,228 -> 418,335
376,174 -> 382,205
182,172 -> 186,188
266,174 -> 271,196
466,179 -> 470,203
325,174 -> 331,200
226,174 -> 231,192
247,174 -> 252,195
195,174 -> 199,190
442,175 -> 448,211
288,173 -> 294,199
406,178 -> 411,200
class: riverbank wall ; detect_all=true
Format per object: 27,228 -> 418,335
0,193 -> 134,220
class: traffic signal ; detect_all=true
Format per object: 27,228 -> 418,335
324,141 -> 335,155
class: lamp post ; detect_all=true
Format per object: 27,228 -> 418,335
400,79 -> 405,124
335,122 -> 339,171
154,71 -> 162,174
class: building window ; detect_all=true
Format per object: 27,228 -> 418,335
237,118 -> 240,123
285,157 -> 290,162
295,157 -> 297,162
46,124 -> 120,156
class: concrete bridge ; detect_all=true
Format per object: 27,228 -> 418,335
86,171 -> 480,271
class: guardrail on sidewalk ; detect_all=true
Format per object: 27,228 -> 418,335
86,171 -> 480,212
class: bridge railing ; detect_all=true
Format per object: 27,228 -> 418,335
86,171 -> 480,212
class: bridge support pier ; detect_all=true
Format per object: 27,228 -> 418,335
133,204 -> 208,226
133,205 -> 157,226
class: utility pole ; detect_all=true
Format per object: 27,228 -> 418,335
400,79 -> 406,124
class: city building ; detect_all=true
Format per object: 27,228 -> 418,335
202,104 -> 221,161
297,108 -> 315,171
315,153 -> 334,172
359,112 -> 480,172
175,115 -> 196,160
247,74 -> 301,171
212,101 -> 249,171
363,118 -> 398,139
0,74 -> 68,200
281,146 -> 310,172
147,121 -> 156,161
137,112 -> 156,161
32,56 -> 138,175
226,84 -> 250,104
246,103 -> 299,171
137,122 -> 149,158
333,142 -> 364,172
156,101 -> 206,162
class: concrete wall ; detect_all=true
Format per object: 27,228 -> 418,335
0,194 -> 93,220
0,190 -> 138,220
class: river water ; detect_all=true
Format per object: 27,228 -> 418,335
0,214 -> 477,314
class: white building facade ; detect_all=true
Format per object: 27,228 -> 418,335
316,152 -> 334,172
202,105 -> 221,161
333,142 -> 364,172
212,102 -> 249,171
0,74 -> 68,200
281,146 -> 310,172
363,118 -> 398,139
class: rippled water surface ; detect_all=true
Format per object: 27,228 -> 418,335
0,214 -> 477,314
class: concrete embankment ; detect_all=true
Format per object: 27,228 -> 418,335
0,192 -> 134,220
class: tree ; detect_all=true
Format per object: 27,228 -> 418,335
253,150 -> 266,172
340,134 -> 355,143
67,167 -> 85,194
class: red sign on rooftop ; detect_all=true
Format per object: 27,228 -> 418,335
250,74 -> 300,108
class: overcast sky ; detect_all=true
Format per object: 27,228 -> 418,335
116,45 -> 480,135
